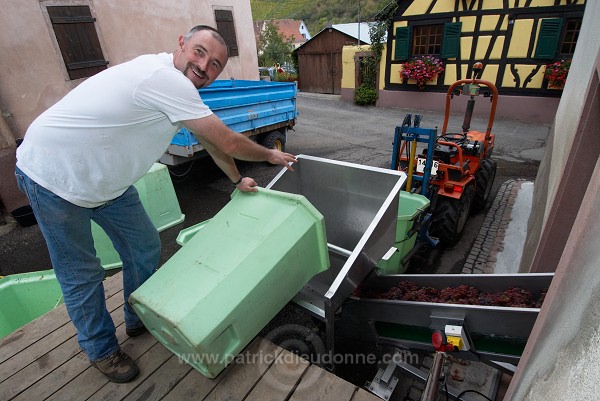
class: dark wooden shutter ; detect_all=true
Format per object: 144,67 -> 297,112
534,18 -> 564,59
394,27 -> 410,60
215,10 -> 239,57
441,22 -> 461,59
47,6 -> 108,80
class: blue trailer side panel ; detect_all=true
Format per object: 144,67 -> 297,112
164,79 -> 297,163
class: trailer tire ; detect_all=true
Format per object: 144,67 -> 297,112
261,130 -> 286,152
473,159 -> 497,211
430,184 -> 475,245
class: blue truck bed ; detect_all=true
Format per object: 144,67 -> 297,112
160,79 -> 297,165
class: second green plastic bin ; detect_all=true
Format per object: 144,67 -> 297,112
92,163 -> 185,269
129,188 -> 329,378
377,191 -> 430,274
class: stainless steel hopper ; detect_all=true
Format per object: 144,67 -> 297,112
267,155 -> 407,347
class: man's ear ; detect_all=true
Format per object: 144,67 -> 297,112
178,35 -> 185,48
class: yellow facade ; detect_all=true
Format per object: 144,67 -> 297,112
343,0 -> 584,96
461,37 -> 473,60
390,63 -> 403,84
443,64 -> 469,85
473,36 -> 505,60
482,0 -> 503,10
460,16 -> 477,32
480,64 -> 499,82
340,44 -> 388,90
507,19 -> 533,58
431,0 -> 455,13
341,46 -> 357,89
404,0 -> 431,16
501,64 -> 546,88
531,0 -> 557,6
380,45 -> 387,90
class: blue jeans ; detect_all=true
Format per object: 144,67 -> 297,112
15,167 -> 160,361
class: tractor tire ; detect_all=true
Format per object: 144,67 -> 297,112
261,130 -> 286,152
473,159 -> 497,211
430,184 -> 475,245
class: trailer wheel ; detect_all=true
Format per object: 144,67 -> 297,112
473,159 -> 497,211
430,184 -> 475,245
261,130 -> 286,152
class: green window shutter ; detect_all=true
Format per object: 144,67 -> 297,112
534,18 -> 564,59
394,27 -> 410,60
441,22 -> 461,59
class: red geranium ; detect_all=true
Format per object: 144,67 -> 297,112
544,59 -> 571,89
401,56 -> 445,90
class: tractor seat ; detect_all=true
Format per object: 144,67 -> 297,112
424,145 -> 457,164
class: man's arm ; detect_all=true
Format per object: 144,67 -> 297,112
194,133 -> 259,192
183,114 -> 296,167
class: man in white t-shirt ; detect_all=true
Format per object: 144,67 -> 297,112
15,25 -> 297,383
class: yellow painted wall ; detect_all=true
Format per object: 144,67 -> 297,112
392,21 -> 408,31
502,67 -> 518,88
481,15 -> 499,31
507,19 -> 533,58
499,14 -> 508,30
444,64 -> 457,84
390,63 -> 403,84
475,36 -> 505,60
475,36 -> 491,60
443,64 -> 470,85
461,37 -> 473,60
531,0 -> 556,6
340,44 -> 388,90
431,0 -> 454,13
501,64 -> 545,88
460,16 -> 477,32
492,37 -> 505,59
480,64 -> 499,82
404,0 -> 432,16
341,46 -> 358,89
482,0 -> 503,10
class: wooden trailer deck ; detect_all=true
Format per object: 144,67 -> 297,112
0,272 -> 380,401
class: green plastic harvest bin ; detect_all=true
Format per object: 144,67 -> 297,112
129,188 -> 329,378
92,163 -> 185,269
376,191 -> 430,274
0,270 -> 63,339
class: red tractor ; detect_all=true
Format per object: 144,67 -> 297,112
391,62 -> 498,245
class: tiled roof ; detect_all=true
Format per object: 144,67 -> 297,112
254,19 -> 308,45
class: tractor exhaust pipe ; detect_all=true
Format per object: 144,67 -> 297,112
462,98 -> 475,133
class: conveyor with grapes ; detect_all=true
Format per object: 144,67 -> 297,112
339,273 -> 551,365
266,155 -> 551,399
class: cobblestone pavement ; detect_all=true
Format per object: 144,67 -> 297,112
463,179 -> 529,275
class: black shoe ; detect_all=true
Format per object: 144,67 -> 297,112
91,349 -> 139,383
126,325 -> 148,337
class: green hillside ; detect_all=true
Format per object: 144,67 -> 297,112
250,0 -> 392,35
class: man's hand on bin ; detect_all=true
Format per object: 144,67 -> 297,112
268,150 -> 297,171
236,177 -> 259,192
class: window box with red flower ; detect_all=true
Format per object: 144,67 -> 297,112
400,56 -> 445,90
544,59 -> 571,89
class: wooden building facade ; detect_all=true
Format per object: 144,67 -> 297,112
296,27 -> 368,94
